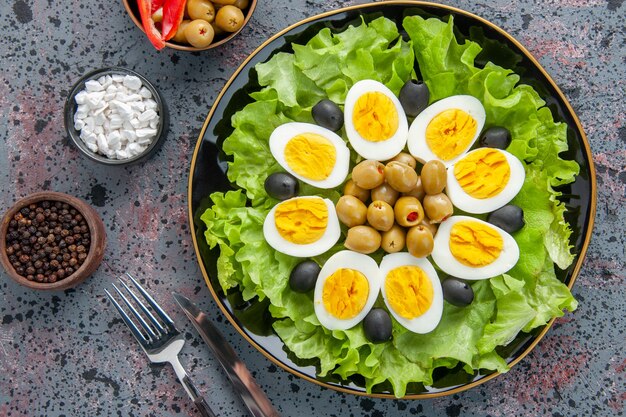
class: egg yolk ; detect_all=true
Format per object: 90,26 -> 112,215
449,221 -> 503,267
322,268 -> 369,319
453,149 -> 510,199
284,133 -> 337,181
274,198 -> 328,244
352,92 -> 399,142
385,266 -> 433,319
425,109 -> 477,160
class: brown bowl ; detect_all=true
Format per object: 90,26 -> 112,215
121,0 -> 258,51
0,192 -> 106,291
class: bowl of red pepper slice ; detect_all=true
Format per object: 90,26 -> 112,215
122,0 -> 257,51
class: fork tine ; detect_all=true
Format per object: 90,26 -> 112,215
105,289 -> 149,346
126,272 -> 176,330
118,277 -> 166,335
112,283 -> 158,341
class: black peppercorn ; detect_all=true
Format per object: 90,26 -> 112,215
4,199 -> 92,283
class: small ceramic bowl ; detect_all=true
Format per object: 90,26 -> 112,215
64,67 -> 168,165
0,192 -> 106,291
122,0 -> 258,51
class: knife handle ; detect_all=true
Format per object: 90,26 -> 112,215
194,396 -> 217,417
179,373 -> 217,417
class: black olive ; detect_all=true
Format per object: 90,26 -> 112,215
363,308 -> 392,343
399,79 -> 430,117
312,99 -> 344,132
442,278 -> 474,307
289,260 -> 321,293
479,127 -> 512,149
487,205 -> 525,234
264,172 -> 299,200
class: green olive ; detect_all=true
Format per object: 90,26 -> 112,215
402,176 -> 425,201
352,160 -> 385,190
367,200 -> 395,232
371,183 -> 399,206
343,179 -> 369,203
389,152 -> 417,169
172,20 -> 191,43
345,225 -> 381,254
419,217 -> 438,237
423,193 -> 453,223
394,196 -> 424,227
406,225 -> 434,258
336,195 -> 367,227
381,224 -> 406,253
420,160 -> 447,195
384,161 -> 418,193
215,5 -> 244,32
151,7 -> 163,23
187,0 -> 216,22
184,19 -> 215,47
211,21 -> 224,35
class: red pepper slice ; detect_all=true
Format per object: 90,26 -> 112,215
406,212 -> 419,222
161,0 -> 186,41
151,0 -> 165,14
137,0 -> 166,50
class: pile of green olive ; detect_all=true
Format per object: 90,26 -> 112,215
153,0 -> 250,48
336,153 -> 454,258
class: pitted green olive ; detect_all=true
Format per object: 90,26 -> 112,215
419,217 -> 438,237
344,225 -> 381,254
343,179 -> 370,203
420,160 -> 447,195
367,200 -> 395,232
423,193 -> 453,223
336,195 -> 367,227
406,225 -> 434,258
381,224 -> 406,253
394,196 -> 424,227
402,176 -> 425,201
371,183 -> 399,206
389,152 -> 417,169
352,160 -> 385,190
384,161 -> 418,193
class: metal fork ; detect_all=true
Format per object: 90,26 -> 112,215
105,273 -> 216,417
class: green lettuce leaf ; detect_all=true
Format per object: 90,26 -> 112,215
293,16 -> 415,102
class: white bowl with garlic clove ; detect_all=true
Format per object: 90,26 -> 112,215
64,67 -> 167,165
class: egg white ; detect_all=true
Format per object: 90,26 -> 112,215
446,148 -> 526,214
263,197 -> 340,258
407,95 -> 486,166
431,216 -> 520,280
379,253 -> 443,334
344,80 -> 408,161
269,122 -> 350,189
314,250 -> 382,331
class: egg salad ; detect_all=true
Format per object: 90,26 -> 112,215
202,14 -> 580,398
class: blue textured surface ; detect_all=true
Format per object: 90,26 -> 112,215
1,0 -> 624,416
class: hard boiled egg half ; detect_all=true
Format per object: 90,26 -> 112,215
344,80 -> 408,161
431,216 -> 520,280
263,196 -> 340,257
269,122 -> 350,189
446,148 -> 525,214
314,251 -> 381,331
407,95 -> 486,165
379,253 -> 443,334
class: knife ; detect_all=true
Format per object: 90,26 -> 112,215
173,293 -> 281,417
